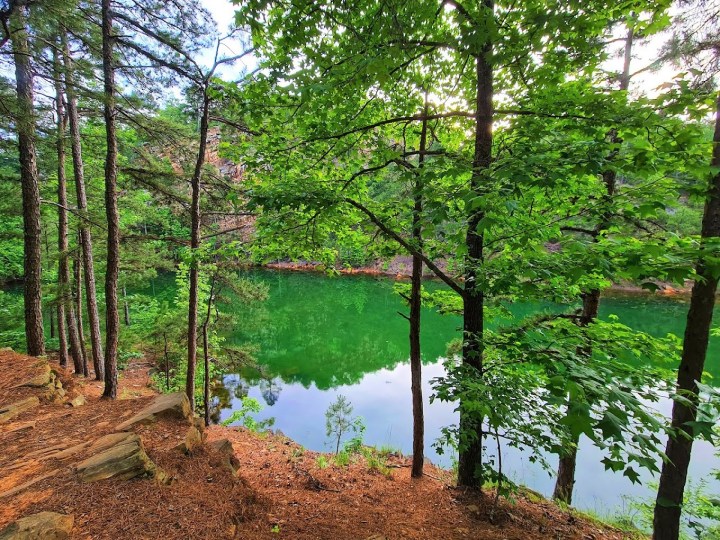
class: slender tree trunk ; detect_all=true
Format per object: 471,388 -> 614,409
553,25 -> 634,504
62,30 -> 105,381
74,255 -> 88,374
553,290 -> 600,503
101,0 -> 119,398
54,45 -> 69,369
49,308 -> 55,340
653,92 -> 720,540
202,274 -> 216,428
164,333 -> 170,391
203,323 -> 210,427
123,285 -> 130,325
458,7 -> 494,487
186,91 -> 211,411
10,5 -> 45,356
410,101 -> 428,479
66,295 -> 84,374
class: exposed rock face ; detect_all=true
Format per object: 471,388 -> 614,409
0,512 -> 73,540
75,433 -> 162,483
115,392 -> 192,431
0,397 -> 39,424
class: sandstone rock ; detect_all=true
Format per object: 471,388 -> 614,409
176,425 -> 204,454
44,442 -> 90,461
88,432 -> 136,453
75,433 -> 161,482
0,511 -> 73,540
68,394 -> 86,407
0,397 -> 40,424
17,364 -> 53,388
115,392 -> 191,431
209,438 -> 240,475
0,421 -> 35,435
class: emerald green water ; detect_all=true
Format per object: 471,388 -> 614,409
215,269 -> 719,514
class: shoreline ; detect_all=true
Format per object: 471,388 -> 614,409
264,260 -> 698,299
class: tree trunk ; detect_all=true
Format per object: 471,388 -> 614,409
62,31 -> 105,381
553,25 -> 634,504
73,256 -> 88,375
553,290 -> 600,503
409,101 -> 428,479
458,7 -> 494,487
203,323 -> 210,427
653,92 -> 720,540
123,285 -> 130,325
101,0 -> 119,398
53,45 -> 69,369
186,91 -> 211,411
66,299 -> 85,375
10,5 -> 45,356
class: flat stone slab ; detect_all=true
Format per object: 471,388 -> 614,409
88,432 -> 136,453
0,397 -> 40,424
0,511 -> 73,540
115,392 -> 191,431
75,433 -> 160,482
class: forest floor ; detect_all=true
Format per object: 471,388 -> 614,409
0,349 -> 644,539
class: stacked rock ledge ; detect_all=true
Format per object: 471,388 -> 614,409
75,432 -> 166,483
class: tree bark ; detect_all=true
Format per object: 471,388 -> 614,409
53,44 -> 69,369
409,100 -> 428,479
653,92 -> 720,540
62,31 -> 105,381
553,24 -> 633,504
123,285 -> 130,325
202,274 -> 216,428
101,0 -> 119,398
457,2 -> 494,487
10,5 -> 45,356
203,323 -> 210,427
66,296 -> 85,375
73,256 -> 88,375
553,290 -> 599,503
186,91 -> 210,411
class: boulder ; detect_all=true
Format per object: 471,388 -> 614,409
209,438 -> 240,475
0,512 -> 73,540
115,392 -> 192,431
0,397 -> 40,424
75,433 -> 162,483
68,394 -> 86,407
176,425 -> 204,454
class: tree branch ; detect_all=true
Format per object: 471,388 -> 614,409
345,198 -> 465,297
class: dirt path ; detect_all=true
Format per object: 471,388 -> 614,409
0,350 -> 640,539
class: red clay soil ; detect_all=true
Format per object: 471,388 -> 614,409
0,350 -> 642,539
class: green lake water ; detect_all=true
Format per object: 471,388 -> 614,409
214,269 -> 719,515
